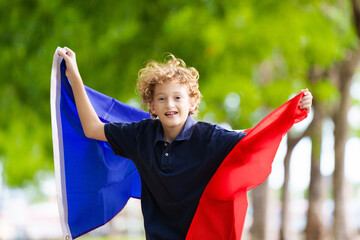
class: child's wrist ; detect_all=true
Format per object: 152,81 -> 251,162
68,72 -> 82,84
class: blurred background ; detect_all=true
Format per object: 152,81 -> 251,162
1,0 -> 360,239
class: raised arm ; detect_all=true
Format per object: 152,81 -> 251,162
57,47 -> 106,141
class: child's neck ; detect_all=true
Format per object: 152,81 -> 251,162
162,124 -> 184,143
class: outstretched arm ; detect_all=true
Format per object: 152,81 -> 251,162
57,47 -> 106,141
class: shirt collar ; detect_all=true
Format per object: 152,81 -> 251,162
154,116 -> 196,145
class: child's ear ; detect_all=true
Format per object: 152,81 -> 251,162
149,101 -> 157,115
189,98 -> 196,112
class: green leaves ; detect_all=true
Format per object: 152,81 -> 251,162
312,79 -> 339,102
0,0 -> 357,186
0,97 -> 52,187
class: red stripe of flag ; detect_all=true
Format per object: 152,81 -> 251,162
186,92 -> 308,240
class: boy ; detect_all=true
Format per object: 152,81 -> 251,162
57,47 -> 313,240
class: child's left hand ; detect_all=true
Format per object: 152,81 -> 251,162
299,89 -> 313,113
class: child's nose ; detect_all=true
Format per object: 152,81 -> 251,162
167,99 -> 175,107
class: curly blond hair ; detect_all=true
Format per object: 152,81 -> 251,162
137,54 -> 202,118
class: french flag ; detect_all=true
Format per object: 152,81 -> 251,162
51,47 -> 307,240
51,47 -> 149,239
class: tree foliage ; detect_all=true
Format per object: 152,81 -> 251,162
0,0 -> 357,186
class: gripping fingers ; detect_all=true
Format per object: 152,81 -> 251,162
63,47 -> 75,57
57,47 -> 67,58
57,46 -> 75,59
299,90 -> 313,112
57,47 -> 66,55
56,47 -> 80,79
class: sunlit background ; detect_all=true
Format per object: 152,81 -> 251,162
1,0 -> 360,239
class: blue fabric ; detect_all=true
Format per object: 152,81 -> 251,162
59,60 -> 150,238
105,116 -> 246,239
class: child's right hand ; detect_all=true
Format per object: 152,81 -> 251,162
57,46 -> 81,81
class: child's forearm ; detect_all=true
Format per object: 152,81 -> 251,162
69,74 -> 106,141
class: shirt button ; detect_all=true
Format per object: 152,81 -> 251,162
165,153 -> 169,156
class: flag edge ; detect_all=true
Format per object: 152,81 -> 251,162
51,47 -> 73,240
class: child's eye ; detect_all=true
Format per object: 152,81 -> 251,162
159,97 -> 165,101
175,96 -> 181,100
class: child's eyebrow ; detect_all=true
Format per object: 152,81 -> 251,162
154,92 -> 165,96
155,91 -> 185,96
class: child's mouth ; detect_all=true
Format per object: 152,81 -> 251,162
165,111 -> 178,116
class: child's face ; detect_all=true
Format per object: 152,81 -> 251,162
150,82 -> 195,134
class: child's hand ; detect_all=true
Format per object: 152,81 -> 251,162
298,89 -> 313,113
57,46 -> 81,81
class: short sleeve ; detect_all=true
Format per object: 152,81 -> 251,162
210,125 -> 246,161
104,122 -> 138,159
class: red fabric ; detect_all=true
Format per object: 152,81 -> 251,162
186,93 -> 308,240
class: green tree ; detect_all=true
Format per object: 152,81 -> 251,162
1,1 -> 359,238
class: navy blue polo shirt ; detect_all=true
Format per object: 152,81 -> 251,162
104,116 -> 246,240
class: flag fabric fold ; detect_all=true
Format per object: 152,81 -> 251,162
185,92 -> 307,240
51,47 -> 150,239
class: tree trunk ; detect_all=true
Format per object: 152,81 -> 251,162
250,179 -> 269,240
332,73 -> 351,240
279,136 -> 299,240
330,1 -> 360,239
330,48 -> 360,240
279,118 -> 312,240
305,101 -> 325,240
332,58 -> 354,240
